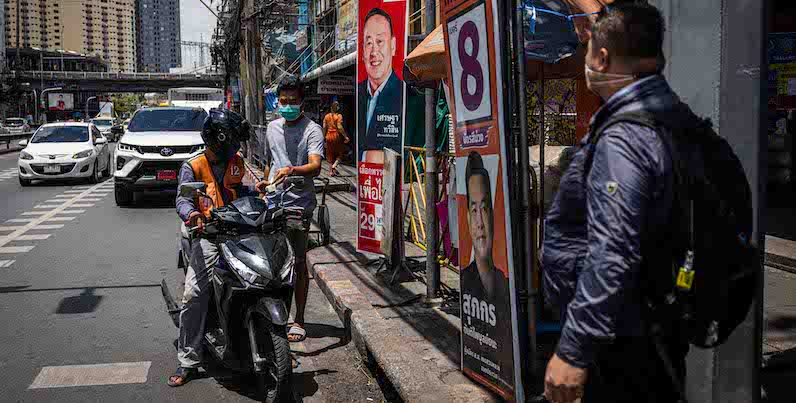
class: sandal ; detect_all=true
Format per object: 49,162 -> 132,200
167,367 -> 198,387
288,324 -> 307,342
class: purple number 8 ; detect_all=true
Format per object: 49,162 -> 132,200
458,20 -> 484,112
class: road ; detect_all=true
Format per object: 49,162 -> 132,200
0,149 -> 386,402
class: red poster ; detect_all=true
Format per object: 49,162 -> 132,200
357,162 -> 384,253
356,0 -> 407,254
443,0 -> 522,399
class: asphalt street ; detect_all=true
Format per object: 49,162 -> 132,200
0,149 -> 386,402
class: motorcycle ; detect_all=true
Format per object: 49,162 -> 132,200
161,177 -> 306,402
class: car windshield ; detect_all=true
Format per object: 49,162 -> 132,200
31,126 -> 89,143
5,119 -> 24,126
92,119 -> 113,127
127,109 -> 207,132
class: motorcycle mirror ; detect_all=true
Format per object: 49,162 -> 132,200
179,182 -> 208,198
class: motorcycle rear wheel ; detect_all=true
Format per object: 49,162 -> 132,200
248,310 -> 291,403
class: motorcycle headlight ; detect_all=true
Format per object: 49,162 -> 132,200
118,143 -> 141,153
19,151 -> 33,160
72,149 -> 94,159
220,243 -> 268,286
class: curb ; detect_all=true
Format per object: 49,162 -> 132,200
765,235 -> 796,274
307,245 -> 498,403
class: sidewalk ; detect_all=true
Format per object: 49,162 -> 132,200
307,237 -> 502,402
244,159 -> 355,194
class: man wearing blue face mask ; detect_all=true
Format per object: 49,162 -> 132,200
255,76 -> 324,343
170,108 -> 252,386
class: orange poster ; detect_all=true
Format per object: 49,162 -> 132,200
442,0 -> 522,400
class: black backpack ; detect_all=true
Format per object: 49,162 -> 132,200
585,104 -> 761,349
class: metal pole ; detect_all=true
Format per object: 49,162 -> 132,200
513,0 -> 536,377
85,96 -> 96,120
424,0 -> 439,299
538,65 -> 545,248
15,0 -> 20,68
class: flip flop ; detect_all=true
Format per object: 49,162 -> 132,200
288,324 -> 306,342
167,367 -> 198,387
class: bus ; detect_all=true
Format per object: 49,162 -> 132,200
167,87 -> 224,112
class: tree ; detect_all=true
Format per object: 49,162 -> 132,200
111,93 -> 141,116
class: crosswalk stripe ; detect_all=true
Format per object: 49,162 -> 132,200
33,224 -> 64,230
57,209 -> 86,215
0,260 -> 15,268
77,199 -> 102,202
47,216 -> 76,222
63,191 -> 84,194
15,234 -> 51,241
0,246 -> 35,253
34,205 -> 62,209
71,203 -> 95,208
22,211 -> 48,216
29,361 -> 152,389
0,226 -> 26,231
7,218 -> 37,223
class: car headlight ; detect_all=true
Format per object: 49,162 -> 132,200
20,151 -> 33,160
118,143 -> 141,153
72,149 -> 94,159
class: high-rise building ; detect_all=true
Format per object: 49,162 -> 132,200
4,0 -> 136,72
0,1 -> 5,69
136,0 -> 181,72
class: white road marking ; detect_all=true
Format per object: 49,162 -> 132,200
33,224 -> 64,230
22,211 -> 49,216
57,209 -> 86,215
7,218 -> 37,223
70,203 -> 95,208
0,246 -> 35,253
0,181 -> 106,251
15,234 -> 51,241
77,199 -> 102,203
34,205 -> 62,209
63,190 -> 85,194
0,260 -> 15,267
28,361 -> 152,389
47,216 -> 76,222
0,226 -> 26,231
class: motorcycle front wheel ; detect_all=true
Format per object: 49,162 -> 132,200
246,308 -> 291,403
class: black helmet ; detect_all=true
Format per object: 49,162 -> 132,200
201,108 -> 251,146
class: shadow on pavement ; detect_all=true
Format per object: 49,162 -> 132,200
0,283 -> 160,294
762,347 -> 796,403
55,287 -> 103,314
292,322 -> 350,358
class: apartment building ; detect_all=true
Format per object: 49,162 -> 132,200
4,0 -> 136,72
136,0 -> 181,72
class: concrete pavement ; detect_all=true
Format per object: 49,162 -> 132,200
0,149 -> 388,402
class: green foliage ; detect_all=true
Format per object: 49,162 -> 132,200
526,79 -> 578,147
110,93 -> 141,116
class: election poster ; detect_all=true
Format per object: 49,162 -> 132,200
356,0 -> 407,254
48,93 -> 74,111
442,0 -> 522,400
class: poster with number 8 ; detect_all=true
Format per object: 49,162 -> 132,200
443,0 -> 522,400
447,3 -> 493,126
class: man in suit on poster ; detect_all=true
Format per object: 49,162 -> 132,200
358,7 -> 404,165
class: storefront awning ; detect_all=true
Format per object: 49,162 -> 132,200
300,52 -> 357,83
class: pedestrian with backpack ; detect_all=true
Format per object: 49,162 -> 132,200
541,3 -> 758,403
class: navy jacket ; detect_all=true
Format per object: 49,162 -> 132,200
542,75 -> 681,368
357,71 -> 404,153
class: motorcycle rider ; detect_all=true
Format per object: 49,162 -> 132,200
168,108 -> 252,387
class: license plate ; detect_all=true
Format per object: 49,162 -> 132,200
157,170 -> 177,180
43,165 -> 61,173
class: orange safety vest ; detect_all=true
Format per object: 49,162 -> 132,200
187,153 -> 245,217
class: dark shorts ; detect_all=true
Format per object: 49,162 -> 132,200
286,218 -> 310,266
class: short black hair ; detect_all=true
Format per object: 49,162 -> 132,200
465,151 -> 491,205
277,76 -> 304,100
363,8 -> 393,36
591,3 -> 664,62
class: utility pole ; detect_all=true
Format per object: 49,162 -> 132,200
424,0 -> 439,299
15,0 -> 21,68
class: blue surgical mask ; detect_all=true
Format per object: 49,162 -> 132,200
279,104 -> 302,121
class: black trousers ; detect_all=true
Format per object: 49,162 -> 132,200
583,335 -> 688,403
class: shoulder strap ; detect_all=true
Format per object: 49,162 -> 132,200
584,111 -> 662,178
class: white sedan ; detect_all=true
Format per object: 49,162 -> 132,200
17,123 -> 112,186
